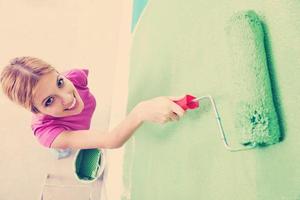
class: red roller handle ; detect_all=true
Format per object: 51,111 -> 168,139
172,94 -> 199,111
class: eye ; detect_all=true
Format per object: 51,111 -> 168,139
45,97 -> 54,107
57,77 -> 64,88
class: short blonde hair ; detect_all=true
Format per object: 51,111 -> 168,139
0,57 -> 55,113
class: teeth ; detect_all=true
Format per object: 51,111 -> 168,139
67,98 -> 76,110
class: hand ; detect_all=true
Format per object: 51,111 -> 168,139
133,96 -> 186,124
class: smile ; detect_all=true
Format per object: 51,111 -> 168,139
65,97 -> 77,110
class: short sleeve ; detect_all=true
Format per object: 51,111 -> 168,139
64,69 -> 89,87
32,125 -> 66,148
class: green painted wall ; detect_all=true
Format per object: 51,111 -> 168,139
123,0 -> 300,199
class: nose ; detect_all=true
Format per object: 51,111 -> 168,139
59,92 -> 74,107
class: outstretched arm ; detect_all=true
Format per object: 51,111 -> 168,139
51,96 -> 185,149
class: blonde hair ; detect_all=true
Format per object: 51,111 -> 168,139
0,57 -> 55,113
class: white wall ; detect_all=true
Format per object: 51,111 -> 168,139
0,1 -> 129,199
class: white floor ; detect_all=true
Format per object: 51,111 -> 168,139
0,1 -> 132,199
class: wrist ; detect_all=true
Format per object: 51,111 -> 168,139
130,102 -> 145,123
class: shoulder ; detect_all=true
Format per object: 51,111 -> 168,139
63,68 -> 89,87
31,115 -> 67,148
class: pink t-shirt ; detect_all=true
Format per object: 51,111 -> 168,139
31,69 -> 96,148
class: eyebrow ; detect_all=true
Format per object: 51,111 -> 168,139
40,74 -> 60,106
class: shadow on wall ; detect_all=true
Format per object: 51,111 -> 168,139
260,18 -> 286,141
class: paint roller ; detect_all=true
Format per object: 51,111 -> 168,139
173,11 -> 281,151
74,148 -> 105,182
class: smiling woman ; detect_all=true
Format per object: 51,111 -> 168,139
0,56 -> 185,150
0,57 -> 97,148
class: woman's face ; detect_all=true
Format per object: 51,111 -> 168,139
32,71 -> 84,117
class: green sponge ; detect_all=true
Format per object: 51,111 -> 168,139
74,148 -> 105,182
225,11 -> 281,146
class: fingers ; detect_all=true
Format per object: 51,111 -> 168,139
141,96 -> 187,124
165,105 -> 184,123
169,112 -> 179,121
167,96 -> 186,122
170,101 -> 185,117
166,95 -> 186,116
159,112 -> 178,124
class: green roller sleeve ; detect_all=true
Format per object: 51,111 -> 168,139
225,11 -> 281,146
74,148 -> 104,182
